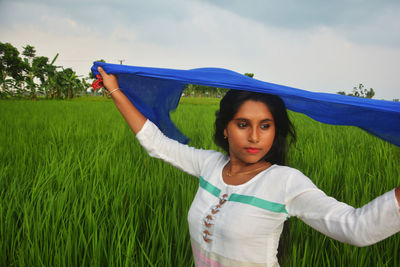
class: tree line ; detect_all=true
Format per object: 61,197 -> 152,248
337,84 -> 375,99
0,42 -> 257,100
0,42 -> 95,100
3,42 -> 395,101
183,73 -> 255,98
337,84 -> 400,102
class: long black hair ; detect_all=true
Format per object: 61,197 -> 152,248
214,90 -> 296,165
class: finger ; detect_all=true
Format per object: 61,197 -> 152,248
97,67 -> 106,76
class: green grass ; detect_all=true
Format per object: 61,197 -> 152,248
0,99 -> 399,266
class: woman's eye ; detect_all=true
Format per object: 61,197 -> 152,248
260,124 -> 270,129
238,122 -> 247,128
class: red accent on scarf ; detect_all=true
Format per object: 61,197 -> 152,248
91,75 -> 104,90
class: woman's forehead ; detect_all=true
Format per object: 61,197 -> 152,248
234,100 -> 273,119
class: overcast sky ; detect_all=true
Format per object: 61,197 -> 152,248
1,0 -> 399,100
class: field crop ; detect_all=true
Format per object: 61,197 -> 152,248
0,98 -> 399,266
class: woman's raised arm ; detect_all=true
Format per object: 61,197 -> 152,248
97,67 -> 147,134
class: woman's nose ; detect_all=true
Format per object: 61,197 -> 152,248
248,127 -> 260,143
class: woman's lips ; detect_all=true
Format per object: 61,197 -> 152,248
246,147 -> 260,154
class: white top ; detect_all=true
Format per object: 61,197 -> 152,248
136,119 -> 400,267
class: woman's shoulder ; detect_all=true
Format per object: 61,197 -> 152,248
268,165 -> 317,188
257,165 -> 321,206
193,147 -> 226,164
199,149 -> 228,170
268,164 -> 307,177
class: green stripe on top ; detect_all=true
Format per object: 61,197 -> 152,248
229,193 -> 288,214
199,176 -> 221,198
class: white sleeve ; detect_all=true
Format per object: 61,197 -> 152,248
285,170 -> 400,247
135,119 -> 219,177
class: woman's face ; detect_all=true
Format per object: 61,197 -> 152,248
224,100 -> 276,166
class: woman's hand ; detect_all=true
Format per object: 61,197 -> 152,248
98,67 -> 119,92
396,187 -> 400,211
97,66 -> 147,134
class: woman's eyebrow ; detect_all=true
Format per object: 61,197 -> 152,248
261,118 -> 273,122
233,118 -> 273,122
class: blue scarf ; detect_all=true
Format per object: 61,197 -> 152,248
91,62 -> 400,147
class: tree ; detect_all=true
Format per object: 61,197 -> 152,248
80,78 -> 91,97
365,88 -> 375,99
24,50 -> 59,100
60,68 -> 78,99
244,73 -> 254,78
22,45 -> 38,100
337,83 -> 375,99
348,84 -> 375,99
22,45 -> 36,59
0,42 -> 25,99
44,53 -> 59,99
0,42 -> 89,100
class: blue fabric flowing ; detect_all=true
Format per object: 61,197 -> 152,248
91,62 -> 400,147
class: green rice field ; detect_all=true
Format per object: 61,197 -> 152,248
1,97 -> 399,266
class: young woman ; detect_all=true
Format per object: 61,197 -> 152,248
97,67 -> 400,266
